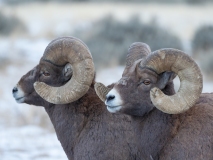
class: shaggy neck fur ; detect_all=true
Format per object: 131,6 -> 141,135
44,83 -> 143,160
131,82 -> 178,159
132,108 -> 177,159
145,92 -> 213,160
130,82 -> 213,159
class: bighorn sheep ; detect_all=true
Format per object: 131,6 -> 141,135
95,42 -> 213,159
12,37 -> 143,160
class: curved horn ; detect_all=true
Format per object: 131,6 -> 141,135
95,43 -> 151,102
123,42 -> 151,76
140,49 -> 203,114
126,42 -> 151,67
94,82 -> 111,102
34,37 -> 95,104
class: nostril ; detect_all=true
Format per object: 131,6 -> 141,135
107,95 -> 115,102
12,87 -> 18,93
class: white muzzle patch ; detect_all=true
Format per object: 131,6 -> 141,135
105,89 -> 123,113
13,85 -> 25,103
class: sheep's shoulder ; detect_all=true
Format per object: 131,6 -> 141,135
159,93 -> 213,159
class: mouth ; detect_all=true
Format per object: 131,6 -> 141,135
15,96 -> 25,103
13,92 -> 25,103
15,96 -> 24,100
12,85 -> 27,103
106,105 -> 122,113
107,105 -> 121,109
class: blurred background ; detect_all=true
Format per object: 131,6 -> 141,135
0,0 -> 213,159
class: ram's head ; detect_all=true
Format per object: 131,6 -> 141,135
95,42 -> 203,116
13,37 -> 95,106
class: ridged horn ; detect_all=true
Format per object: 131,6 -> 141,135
123,42 -> 151,76
34,37 -> 95,104
140,49 -> 203,114
126,42 -> 151,67
94,82 -> 111,102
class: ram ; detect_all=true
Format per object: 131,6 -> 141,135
95,42 -> 213,160
12,37 -> 143,160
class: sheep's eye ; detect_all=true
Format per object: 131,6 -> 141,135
43,72 -> 50,77
143,80 -> 150,85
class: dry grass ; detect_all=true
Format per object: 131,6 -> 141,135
1,2 -> 213,41
1,2 -> 213,130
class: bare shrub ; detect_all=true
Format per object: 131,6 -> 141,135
185,0 -> 213,4
0,11 -> 25,35
192,25 -> 213,54
3,0 -> 213,4
75,15 -> 182,68
192,25 -> 213,79
0,57 -> 10,70
200,51 -> 213,79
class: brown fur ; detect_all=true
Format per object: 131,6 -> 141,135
13,60 -> 144,160
128,93 -> 213,160
107,58 -> 213,159
159,93 -> 213,160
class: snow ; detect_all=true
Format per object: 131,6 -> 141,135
1,35 -> 212,160
0,38 -> 68,159
0,126 -> 67,160
2,3 -> 213,41
0,2 -> 212,160
0,38 -> 49,62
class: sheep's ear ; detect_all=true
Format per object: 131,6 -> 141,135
94,82 -> 111,102
157,71 -> 176,90
63,63 -> 73,81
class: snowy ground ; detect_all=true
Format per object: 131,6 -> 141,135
0,38 -> 213,160
0,126 -> 67,160
2,2 -> 213,42
0,2 -> 213,160
0,38 -> 68,160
